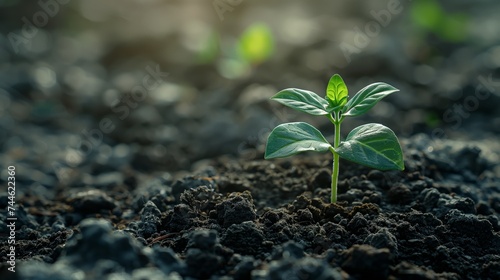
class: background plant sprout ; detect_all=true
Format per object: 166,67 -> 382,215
210,22 -> 274,79
265,74 -> 404,203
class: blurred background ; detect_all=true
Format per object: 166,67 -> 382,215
1,0 -> 499,184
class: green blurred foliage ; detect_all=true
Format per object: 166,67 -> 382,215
411,0 -> 469,42
205,22 -> 275,79
237,23 -> 274,65
197,31 -> 220,64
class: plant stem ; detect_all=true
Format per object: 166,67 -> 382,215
331,113 -> 341,203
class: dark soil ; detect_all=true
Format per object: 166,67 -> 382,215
1,133 -> 499,279
1,1 -> 500,279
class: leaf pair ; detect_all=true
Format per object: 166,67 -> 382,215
271,74 -> 399,118
265,122 -> 404,171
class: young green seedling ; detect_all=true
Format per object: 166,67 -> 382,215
265,74 -> 404,203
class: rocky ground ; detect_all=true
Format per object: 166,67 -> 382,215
0,127 -> 499,279
1,1 -> 500,279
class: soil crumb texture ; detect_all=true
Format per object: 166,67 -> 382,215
1,1 -> 500,279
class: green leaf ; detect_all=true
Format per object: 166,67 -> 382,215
238,23 -> 274,64
326,74 -> 348,111
342,82 -> 399,117
265,122 -> 331,159
271,88 -> 330,116
334,123 -> 404,171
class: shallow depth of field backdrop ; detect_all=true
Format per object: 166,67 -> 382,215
1,0 -> 500,168
1,0 -> 500,279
